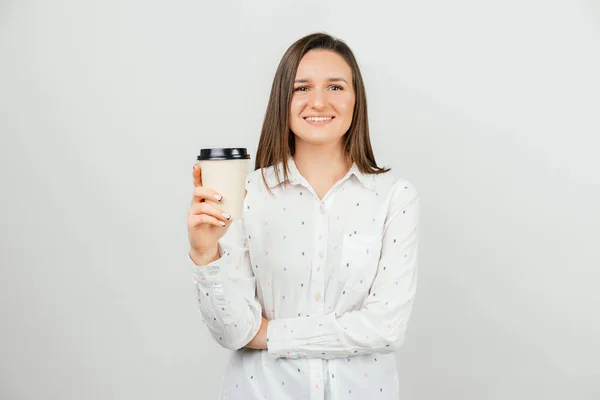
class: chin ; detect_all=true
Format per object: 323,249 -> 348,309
294,132 -> 344,146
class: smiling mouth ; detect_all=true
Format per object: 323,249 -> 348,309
304,116 -> 333,121
303,116 -> 335,126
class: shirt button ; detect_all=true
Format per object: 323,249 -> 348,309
320,203 -> 325,215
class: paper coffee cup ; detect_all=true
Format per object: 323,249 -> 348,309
196,148 -> 250,220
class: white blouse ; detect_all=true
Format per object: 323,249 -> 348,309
190,157 -> 420,400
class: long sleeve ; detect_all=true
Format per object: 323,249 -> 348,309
190,219 -> 263,351
266,181 -> 420,359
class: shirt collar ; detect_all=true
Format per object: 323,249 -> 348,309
264,157 -> 375,191
347,163 -> 376,191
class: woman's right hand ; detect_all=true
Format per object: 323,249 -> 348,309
187,164 -> 233,265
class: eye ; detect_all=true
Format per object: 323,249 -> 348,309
330,85 -> 343,91
294,86 -> 308,92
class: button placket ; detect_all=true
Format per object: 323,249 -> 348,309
308,358 -> 324,399
310,200 -> 328,315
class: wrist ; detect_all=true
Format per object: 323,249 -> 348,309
245,317 -> 270,350
189,245 -> 220,266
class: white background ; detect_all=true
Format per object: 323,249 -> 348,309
1,0 -> 599,399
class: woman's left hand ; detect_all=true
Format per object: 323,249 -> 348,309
245,316 -> 269,350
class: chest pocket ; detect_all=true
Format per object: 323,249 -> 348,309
338,233 -> 382,292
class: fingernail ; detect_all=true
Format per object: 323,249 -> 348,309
214,194 -> 223,201
222,213 -> 231,220
219,221 -> 226,226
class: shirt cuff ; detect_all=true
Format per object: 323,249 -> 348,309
189,245 -> 225,283
266,318 -> 299,358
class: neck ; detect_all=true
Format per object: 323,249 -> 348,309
293,139 -> 352,193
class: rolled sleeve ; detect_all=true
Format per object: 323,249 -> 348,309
190,220 -> 263,351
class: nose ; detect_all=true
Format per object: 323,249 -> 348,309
309,88 -> 328,110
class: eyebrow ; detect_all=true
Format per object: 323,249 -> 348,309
294,77 -> 349,84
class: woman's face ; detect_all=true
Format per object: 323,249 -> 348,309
289,50 -> 355,147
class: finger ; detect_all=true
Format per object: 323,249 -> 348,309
192,164 -> 202,187
189,202 -> 232,222
191,186 -> 223,204
188,213 -> 227,228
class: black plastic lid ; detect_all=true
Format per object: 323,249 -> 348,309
197,148 -> 251,161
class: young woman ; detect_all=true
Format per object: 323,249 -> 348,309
188,32 -> 420,400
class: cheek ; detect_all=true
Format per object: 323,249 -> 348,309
290,97 -> 307,116
333,95 -> 355,117
289,99 -> 305,134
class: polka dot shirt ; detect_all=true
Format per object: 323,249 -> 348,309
190,157 -> 420,400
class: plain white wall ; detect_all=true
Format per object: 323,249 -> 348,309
1,0 -> 599,399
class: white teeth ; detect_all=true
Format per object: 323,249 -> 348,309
305,117 -> 332,122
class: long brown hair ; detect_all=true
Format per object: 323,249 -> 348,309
255,32 -> 389,190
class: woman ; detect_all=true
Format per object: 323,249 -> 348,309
188,32 -> 420,400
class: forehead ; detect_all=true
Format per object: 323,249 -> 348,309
295,50 -> 352,80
